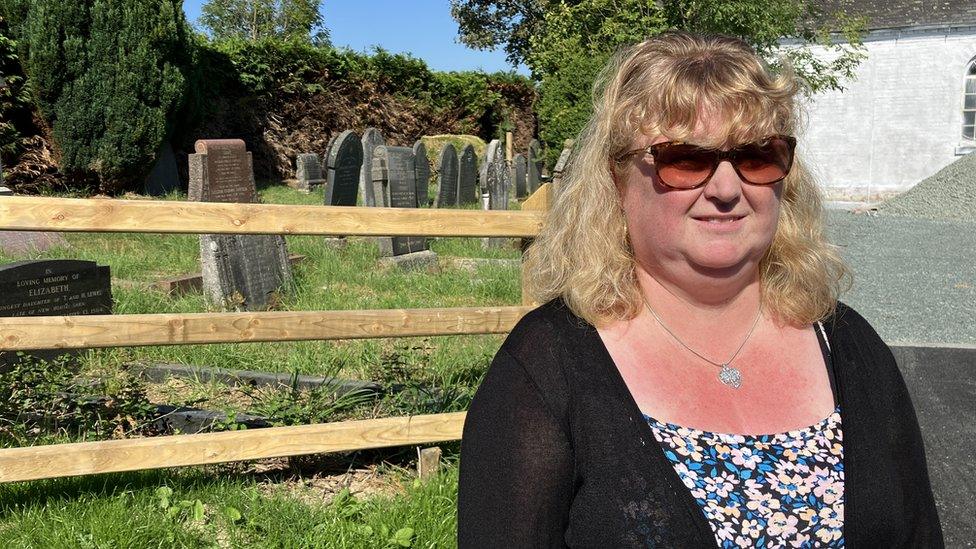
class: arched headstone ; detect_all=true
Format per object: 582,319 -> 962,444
413,140 -> 431,207
326,130 -> 363,206
359,128 -> 385,207
514,154 -> 528,199
435,145 -> 459,208
458,144 -> 478,204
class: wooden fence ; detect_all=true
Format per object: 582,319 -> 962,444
0,186 -> 551,483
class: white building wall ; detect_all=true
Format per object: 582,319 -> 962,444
796,27 -> 976,198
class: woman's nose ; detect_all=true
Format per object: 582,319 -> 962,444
701,161 -> 743,203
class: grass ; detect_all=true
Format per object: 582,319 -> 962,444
0,465 -> 460,548
0,183 -> 520,546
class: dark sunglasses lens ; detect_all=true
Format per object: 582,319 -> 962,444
654,145 -> 716,188
734,138 -> 794,184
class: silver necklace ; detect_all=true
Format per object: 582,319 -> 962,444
641,295 -> 762,389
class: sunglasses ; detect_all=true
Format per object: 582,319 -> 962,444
615,135 -> 797,189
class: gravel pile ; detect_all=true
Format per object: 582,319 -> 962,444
878,152 -> 976,221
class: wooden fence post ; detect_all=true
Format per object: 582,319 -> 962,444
519,183 -> 552,306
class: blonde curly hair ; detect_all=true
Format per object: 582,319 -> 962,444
524,32 -> 848,327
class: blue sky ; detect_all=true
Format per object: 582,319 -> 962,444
182,0 -> 528,74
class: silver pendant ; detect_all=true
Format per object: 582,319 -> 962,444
718,364 -> 742,388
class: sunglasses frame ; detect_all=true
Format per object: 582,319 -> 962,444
615,134 -> 797,190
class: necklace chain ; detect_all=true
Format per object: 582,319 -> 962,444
640,294 -> 762,388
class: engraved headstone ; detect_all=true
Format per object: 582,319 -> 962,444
434,145 -> 458,208
326,130 -> 363,206
360,128 -> 385,207
189,139 -> 292,311
372,146 -> 427,255
0,259 -> 112,369
0,188 -> 69,255
413,140 -> 431,207
527,139 -> 542,194
552,139 -> 574,190
144,142 -> 180,196
296,152 -> 325,192
514,154 -> 528,199
458,144 -> 478,204
479,139 -> 501,194
484,160 -> 511,248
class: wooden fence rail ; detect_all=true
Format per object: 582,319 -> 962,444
0,196 -> 544,237
0,306 -> 532,351
0,185 -> 552,482
0,412 -> 467,483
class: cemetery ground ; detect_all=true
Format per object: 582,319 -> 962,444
1,183 -> 973,547
0,183 -> 519,548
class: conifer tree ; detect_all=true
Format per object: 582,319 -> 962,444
20,0 -> 190,191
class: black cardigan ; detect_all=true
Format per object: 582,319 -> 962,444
458,300 -> 943,548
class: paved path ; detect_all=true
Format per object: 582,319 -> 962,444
826,210 -> 976,345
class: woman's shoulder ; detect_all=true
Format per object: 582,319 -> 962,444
502,298 -> 596,360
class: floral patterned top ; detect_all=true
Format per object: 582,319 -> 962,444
647,407 -> 845,548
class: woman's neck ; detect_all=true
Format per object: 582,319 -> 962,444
636,263 -> 762,325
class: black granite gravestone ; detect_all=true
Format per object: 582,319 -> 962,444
360,128 -> 385,207
413,141 -> 431,207
373,146 -> 427,255
0,259 -> 112,369
189,139 -> 292,311
435,145 -> 458,208
527,139 -> 542,194
326,130 -> 363,206
458,144 -> 478,204
144,143 -> 180,196
514,154 -> 528,199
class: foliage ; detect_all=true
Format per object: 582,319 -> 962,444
16,0 -> 191,192
199,0 -> 330,45
0,14 -> 33,160
0,355 -> 157,446
452,0 -> 867,162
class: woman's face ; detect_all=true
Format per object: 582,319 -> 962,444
616,124 -> 783,284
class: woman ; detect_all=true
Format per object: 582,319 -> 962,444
458,32 -> 942,548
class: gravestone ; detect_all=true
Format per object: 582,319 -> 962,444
514,154 -> 528,199
552,139 -> 574,191
325,130 -> 362,206
479,139 -> 501,194
484,159 -> 511,249
295,152 -> 325,192
372,146 -> 427,256
458,144 -> 478,204
434,145 -> 458,208
0,259 -> 112,370
189,139 -> 292,311
0,188 -> 69,255
144,142 -> 180,196
413,140 -> 431,207
527,139 -> 542,194
359,128 -> 385,207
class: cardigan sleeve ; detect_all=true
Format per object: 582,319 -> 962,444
458,347 -> 575,549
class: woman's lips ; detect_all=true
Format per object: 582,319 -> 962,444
691,215 -> 746,230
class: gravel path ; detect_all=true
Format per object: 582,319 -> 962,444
826,210 -> 976,345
